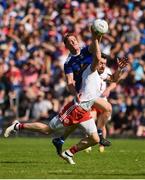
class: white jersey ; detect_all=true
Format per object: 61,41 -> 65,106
79,65 -> 102,102
79,65 -> 112,102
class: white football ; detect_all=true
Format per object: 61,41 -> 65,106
92,19 -> 108,34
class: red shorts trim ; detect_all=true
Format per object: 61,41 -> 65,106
59,100 -> 92,126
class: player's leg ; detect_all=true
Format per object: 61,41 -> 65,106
53,109 -> 96,155
98,125 -> 106,152
94,98 -> 112,127
4,120 -> 51,137
93,98 -> 112,146
84,109 -> 97,153
52,100 -> 79,155
52,99 -> 111,156
61,134 -> 99,164
95,110 -> 107,152
4,115 -> 63,137
52,125 -> 77,155
61,118 -> 100,164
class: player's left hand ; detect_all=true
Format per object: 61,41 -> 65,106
117,57 -> 128,70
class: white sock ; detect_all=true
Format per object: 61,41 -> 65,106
14,123 -> 20,130
66,150 -> 73,157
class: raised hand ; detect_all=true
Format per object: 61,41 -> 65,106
117,57 -> 128,70
91,25 -> 103,42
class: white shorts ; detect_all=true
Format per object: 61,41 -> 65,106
79,100 -> 95,111
79,118 -> 97,135
49,115 -> 64,130
49,115 -> 97,135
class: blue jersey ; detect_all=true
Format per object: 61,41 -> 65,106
64,46 -> 92,92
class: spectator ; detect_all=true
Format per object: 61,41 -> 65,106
32,91 -> 53,121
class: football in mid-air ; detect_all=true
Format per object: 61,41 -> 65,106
92,19 -> 108,34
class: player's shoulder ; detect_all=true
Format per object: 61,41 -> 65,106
105,66 -> 112,75
81,45 -> 90,53
100,67 -> 112,79
102,66 -> 112,74
64,54 -> 72,65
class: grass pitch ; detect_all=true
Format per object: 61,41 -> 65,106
0,137 -> 145,179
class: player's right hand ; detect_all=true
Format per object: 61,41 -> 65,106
91,26 -> 103,42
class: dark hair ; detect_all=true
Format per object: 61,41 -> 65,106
101,53 -> 109,59
63,33 -> 76,44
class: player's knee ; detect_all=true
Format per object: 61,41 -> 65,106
41,127 -> 49,134
45,125 -> 54,134
102,105 -> 112,119
106,103 -> 112,113
41,125 -> 53,135
99,102 -> 112,114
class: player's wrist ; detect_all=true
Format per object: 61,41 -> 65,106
117,67 -> 123,72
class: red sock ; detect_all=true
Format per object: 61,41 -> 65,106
19,123 -> 24,130
69,145 -> 79,155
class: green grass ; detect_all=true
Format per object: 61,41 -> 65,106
0,137 -> 145,179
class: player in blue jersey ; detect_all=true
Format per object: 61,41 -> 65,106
63,33 -> 108,95
63,34 -> 92,93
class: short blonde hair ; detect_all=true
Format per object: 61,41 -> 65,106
63,33 -> 76,45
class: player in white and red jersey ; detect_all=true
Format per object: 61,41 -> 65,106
90,66 -> 113,152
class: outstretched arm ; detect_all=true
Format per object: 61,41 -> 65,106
88,24 -> 103,53
107,57 -> 128,83
90,27 -> 102,72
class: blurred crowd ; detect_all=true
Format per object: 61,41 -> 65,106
0,0 -> 144,137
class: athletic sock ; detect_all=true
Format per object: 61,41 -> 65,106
14,123 -> 24,130
69,145 -> 79,155
56,137 -> 64,144
60,136 -> 64,141
60,136 -> 65,144
19,123 -> 24,130
65,150 -> 74,157
98,128 -> 103,136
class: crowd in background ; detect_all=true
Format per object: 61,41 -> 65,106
0,0 -> 144,137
